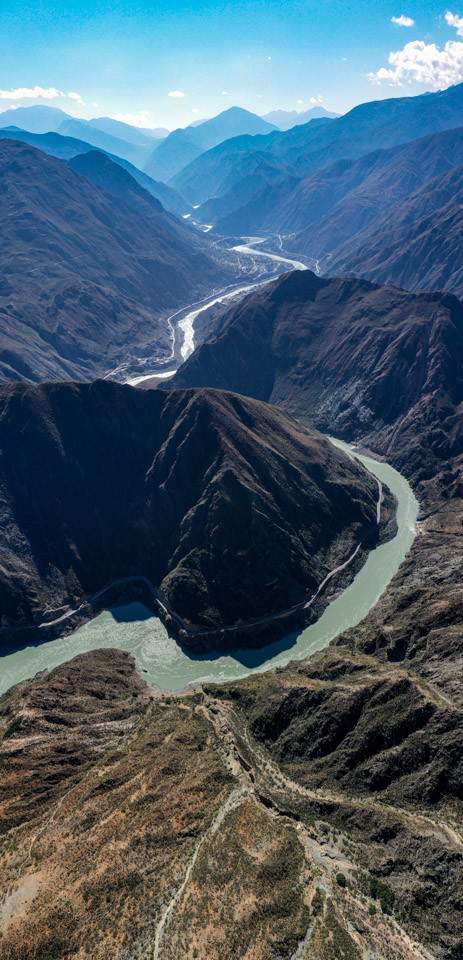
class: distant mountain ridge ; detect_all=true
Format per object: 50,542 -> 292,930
171,82 -> 463,208
261,106 -> 340,129
144,106 -> 278,182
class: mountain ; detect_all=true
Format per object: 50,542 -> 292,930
0,127 -> 190,215
67,149 -> 192,219
168,269 -> 463,485
56,116 -> 151,168
144,128 -> 205,182
88,115 -> 168,142
144,106 -> 278,183
0,380 -> 378,644
213,123 -> 463,238
171,82 -> 463,207
0,104 -> 70,133
319,163 -> 463,298
0,140 -> 229,382
262,107 -> 340,130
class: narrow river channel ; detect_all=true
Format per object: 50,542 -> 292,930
0,242 -> 419,696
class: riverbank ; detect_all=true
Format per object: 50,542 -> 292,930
0,442 -> 417,697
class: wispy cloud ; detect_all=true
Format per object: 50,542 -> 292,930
310,95 -> 324,104
222,90 -> 229,95
111,111 -> 159,128
0,85 -> 60,100
446,10 -> 463,35
391,15 -> 415,27
168,90 -> 187,98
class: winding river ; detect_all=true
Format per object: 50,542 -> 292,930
0,241 -> 419,696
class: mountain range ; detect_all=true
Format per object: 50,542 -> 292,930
173,82 -> 463,211
143,106 -> 278,182
0,381 -> 377,644
0,140 -> 231,382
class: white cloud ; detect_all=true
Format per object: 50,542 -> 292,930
368,38 -> 463,88
168,90 -> 187,97
267,56 -> 272,60
222,90 -> 229,95
68,91 -> 82,100
391,15 -> 415,27
93,102 -> 99,108
0,85 -> 60,100
297,99 -> 304,104
446,10 -> 463,35
310,95 -> 324,104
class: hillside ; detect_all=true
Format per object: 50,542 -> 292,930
168,270 -> 463,490
324,164 -> 463,297
213,125 -> 463,238
0,127 -> 190,215
0,140 -> 227,382
0,380 -> 378,645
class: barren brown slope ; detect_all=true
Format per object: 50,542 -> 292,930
1,646 -> 462,960
0,140 -> 231,383
0,381 -> 378,646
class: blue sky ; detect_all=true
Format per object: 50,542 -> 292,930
1,1 -> 463,127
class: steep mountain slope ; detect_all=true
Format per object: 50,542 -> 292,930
0,140 -> 228,382
169,270 -> 463,487
172,82 -> 463,207
0,128 -> 190,215
145,106 -> 277,182
215,125 -> 463,238
66,150 -> 189,223
324,164 -> 463,297
0,381 -> 378,642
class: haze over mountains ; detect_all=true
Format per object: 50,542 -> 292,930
143,107 -> 278,182
262,106 -> 340,129
176,82 -> 463,212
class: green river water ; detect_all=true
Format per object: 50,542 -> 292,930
0,440 -> 418,696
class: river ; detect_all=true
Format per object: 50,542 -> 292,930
0,240 -> 418,696
0,442 -> 418,697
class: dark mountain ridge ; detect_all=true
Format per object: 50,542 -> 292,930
0,127 -> 190,215
0,381 -> 378,647
169,269 -> 463,493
